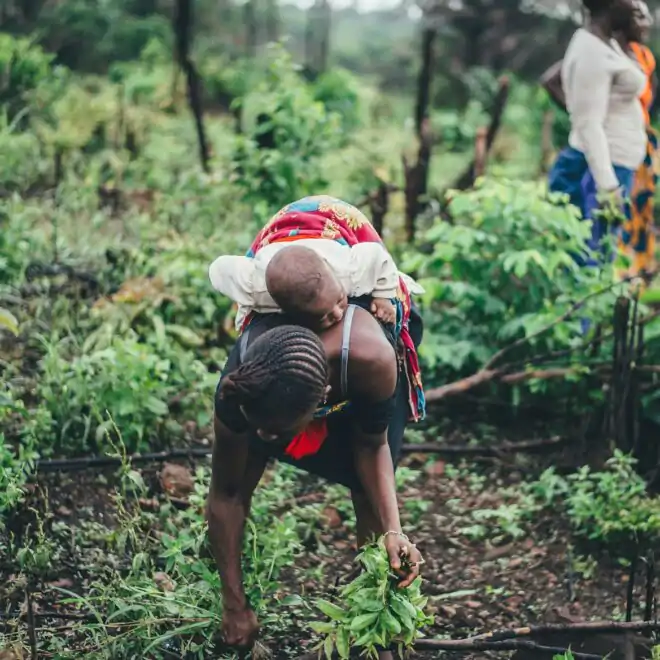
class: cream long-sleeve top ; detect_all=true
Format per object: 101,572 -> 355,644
562,28 -> 647,192
208,238 -> 424,330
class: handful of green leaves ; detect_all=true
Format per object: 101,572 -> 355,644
593,189 -> 627,226
311,538 -> 433,659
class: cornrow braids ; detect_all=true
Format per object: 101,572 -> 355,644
221,325 -> 328,425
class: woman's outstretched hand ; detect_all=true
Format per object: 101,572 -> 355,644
382,531 -> 424,589
221,606 -> 260,650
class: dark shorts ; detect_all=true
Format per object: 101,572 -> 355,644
217,297 -> 423,492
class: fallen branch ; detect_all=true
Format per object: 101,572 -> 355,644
34,436 -> 566,475
402,436 -> 565,456
426,280 -> 659,403
483,277 -> 646,372
470,619 -> 660,641
36,447 -> 211,473
296,639 -> 601,659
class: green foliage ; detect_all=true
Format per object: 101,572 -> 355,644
232,44 -> 342,222
0,306 -> 18,335
564,452 -> 660,547
431,100 -> 488,152
312,540 -> 433,659
0,114 -> 50,193
407,178 -> 621,381
38,335 -> 215,455
36,459 -> 308,657
0,33 -> 57,121
312,67 -> 363,135
0,389 -> 39,528
528,452 -> 660,549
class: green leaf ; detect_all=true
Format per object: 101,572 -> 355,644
0,307 -> 18,335
381,608 -> 402,635
323,633 -> 334,660
145,396 -> 169,416
310,621 -> 335,635
316,599 -> 346,621
349,611 -> 379,632
336,627 -> 350,659
389,597 -> 415,627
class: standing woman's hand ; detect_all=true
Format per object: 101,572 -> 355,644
382,531 -> 424,588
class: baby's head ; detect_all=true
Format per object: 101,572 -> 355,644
265,245 -> 348,331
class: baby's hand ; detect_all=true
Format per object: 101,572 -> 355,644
371,298 -> 396,325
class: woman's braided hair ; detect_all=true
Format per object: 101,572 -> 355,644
221,325 -> 328,424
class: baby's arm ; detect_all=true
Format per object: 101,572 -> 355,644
349,243 -> 399,324
208,256 -> 258,307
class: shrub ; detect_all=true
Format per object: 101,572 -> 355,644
0,33 -> 55,122
406,178 -> 620,378
38,335 -> 214,455
231,44 -> 342,223
312,67 -> 363,135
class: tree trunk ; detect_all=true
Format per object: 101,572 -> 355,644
318,0 -> 331,75
452,76 -> 510,190
415,27 -> 436,137
244,0 -> 257,57
174,0 -> 210,173
266,0 -> 280,43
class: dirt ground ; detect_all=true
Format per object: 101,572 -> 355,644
1,435 -> 651,660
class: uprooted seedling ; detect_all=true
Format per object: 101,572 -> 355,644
311,538 -> 433,659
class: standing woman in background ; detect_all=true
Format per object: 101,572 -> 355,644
544,0 -> 647,266
620,2 -> 657,278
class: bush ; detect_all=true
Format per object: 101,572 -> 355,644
528,452 -> 660,551
0,117 -> 50,193
406,178 -> 621,378
312,67 -> 363,135
0,389 -> 39,528
0,33 -> 55,122
232,44 -> 342,222
38,335 -> 215,455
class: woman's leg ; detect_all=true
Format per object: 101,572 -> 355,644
548,146 -> 589,211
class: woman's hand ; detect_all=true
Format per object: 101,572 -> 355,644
383,531 -> 424,589
221,606 -> 260,649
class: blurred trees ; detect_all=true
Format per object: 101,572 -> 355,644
1,0 -> 659,112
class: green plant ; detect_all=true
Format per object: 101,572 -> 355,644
312,67 -> 363,135
565,451 -> 660,547
38,335 -> 214,454
406,178 -> 625,391
0,34 -> 57,122
0,432 -> 37,530
312,540 -> 433,659
526,453 -> 660,551
231,44 -> 342,223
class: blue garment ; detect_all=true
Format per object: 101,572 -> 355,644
548,147 -> 635,335
548,147 -> 634,266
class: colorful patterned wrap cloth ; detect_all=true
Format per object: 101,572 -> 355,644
241,195 -> 425,460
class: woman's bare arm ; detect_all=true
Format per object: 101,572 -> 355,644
346,312 -> 400,533
207,416 -> 266,612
